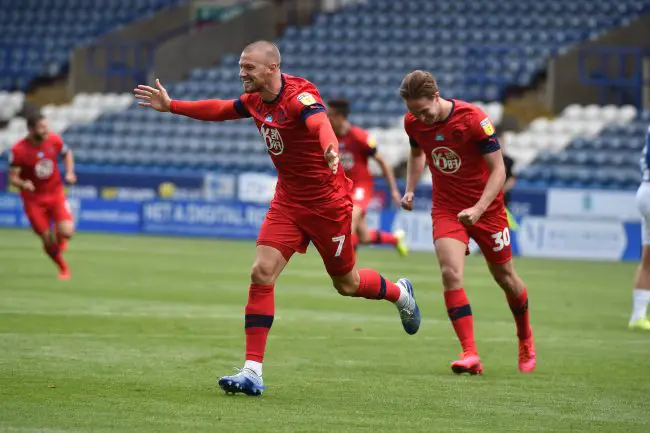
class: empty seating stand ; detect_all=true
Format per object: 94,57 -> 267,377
0,0 -> 187,91
517,107 -> 649,190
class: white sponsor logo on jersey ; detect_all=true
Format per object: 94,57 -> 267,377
431,147 -> 461,174
260,125 -> 284,156
34,159 -> 54,179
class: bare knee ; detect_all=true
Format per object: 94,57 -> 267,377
57,221 -> 75,239
331,272 -> 358,296
333,281 -> 357,296
250,260 -> 279,285
440,264 -> 463,290
489,262 -> 521,295
493,270 -> 514,290
639,247 -> 650,272
59,227 -> 75,239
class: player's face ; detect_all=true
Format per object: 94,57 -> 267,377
327,108 -> 345,134
405,96 -> 441,124
239,51 -> 275,94
29,119 -> 49,142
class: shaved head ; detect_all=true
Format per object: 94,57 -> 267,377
239,40 -> 282,95
242,40 -> 281,67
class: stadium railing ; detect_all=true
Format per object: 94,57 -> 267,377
85,23 -> 197,94
578,45 -> 650,109
464,45 -> 529,100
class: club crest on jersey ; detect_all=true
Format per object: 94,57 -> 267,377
480,117 -> 495,136
37,151 -> 44,158
435,133 -> 444,141
34,159 -> 54,179
264,114 -> 273,123
260,124 -> 284,156
297,92 -> 317,106
431,147 -> 461,174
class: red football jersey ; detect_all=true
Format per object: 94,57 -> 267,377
338,125 -> 376,188
236,74 -> 351,205
9,133 -> 67,200
404,99 -> 504,216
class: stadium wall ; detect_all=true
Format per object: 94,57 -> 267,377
548,13 -> 650,112
70,2 -> 192,95
154,1 -> 277,82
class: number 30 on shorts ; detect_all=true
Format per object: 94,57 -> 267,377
491,227 -> 511,252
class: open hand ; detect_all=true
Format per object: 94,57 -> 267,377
324,144 -> 339,174
134,79 -> 171,112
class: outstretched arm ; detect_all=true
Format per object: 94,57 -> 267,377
134,79 -> 247,121
170,99 -> 246,121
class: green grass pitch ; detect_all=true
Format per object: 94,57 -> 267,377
0,228 -> 648,432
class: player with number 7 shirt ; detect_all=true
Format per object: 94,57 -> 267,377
134,41 -> 421,397
399,70 -> 535,375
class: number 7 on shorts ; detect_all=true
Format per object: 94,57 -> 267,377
332,235 -> 346,257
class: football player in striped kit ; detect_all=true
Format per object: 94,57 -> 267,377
630,125 -> 650,330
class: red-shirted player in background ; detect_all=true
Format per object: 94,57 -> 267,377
399,71 -> 535,375
134,41 -> 421,396
326,99 -> 408,256
9,114 -> 76,280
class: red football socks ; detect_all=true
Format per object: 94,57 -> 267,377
44,242 -> 67,272
506,287 -> 532,340
367,229 -> 398,246
245,284 -> 275,363
355,269 -> 401,302
444,288 -> 477,354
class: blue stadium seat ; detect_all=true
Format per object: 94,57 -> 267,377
43,0 -> 650,175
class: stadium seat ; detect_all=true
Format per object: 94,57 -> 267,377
5,0 -> 647,180
0,0 -> 187,91
518,105 -> 648,190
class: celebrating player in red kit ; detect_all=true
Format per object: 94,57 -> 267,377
326,99 -> 408,256
9,114 -> 76,280
399,71 -> 535,374
134,41 -> 421,396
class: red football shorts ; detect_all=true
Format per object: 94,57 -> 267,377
23,194 -> 73,235
257,197 -> 356,276
433,209 -> 512,264
351,184 -> 372,212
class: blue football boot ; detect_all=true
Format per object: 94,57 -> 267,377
218,368 -> 264,396
396,278 -> 421,335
